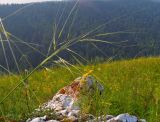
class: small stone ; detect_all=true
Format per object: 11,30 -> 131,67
106,115 -> 114,120
57,109 -> 68,116
55,106 -> 63,111
97,115 -> 105,121
46,120 -> 59,122
73,110 -> 80,116
67,110 -> 79,117
107,113 -> 138,122
29,116 -> 47,122
139,119 -> 147,122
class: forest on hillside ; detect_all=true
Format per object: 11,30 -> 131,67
0,0 -> 160,71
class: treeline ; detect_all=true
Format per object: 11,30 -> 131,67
0,0 -> 160,71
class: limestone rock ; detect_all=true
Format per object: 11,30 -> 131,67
139,119 -> 147,122
26,75 -> 146,122
106,113 -> 139,122
27,116 -> 47,122
46,120 -> 59,122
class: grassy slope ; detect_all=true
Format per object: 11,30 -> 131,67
0,57 -> 160,121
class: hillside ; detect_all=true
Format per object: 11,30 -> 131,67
0,57 -> 160,121
1,0 -> 160,70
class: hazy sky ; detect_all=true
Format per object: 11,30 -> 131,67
0,0 -> 60,4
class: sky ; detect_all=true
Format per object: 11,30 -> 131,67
0,0 -> 158,4
0,0 -> 61,4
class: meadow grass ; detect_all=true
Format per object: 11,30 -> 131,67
0,1 -> 141,118
0,57 -> 160,121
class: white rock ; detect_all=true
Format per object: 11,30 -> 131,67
57,109 -> 68,116
55,106 -> 63,111
62,96 -> 73,108
68,110 -> 80,117
29,115 -> 47,122
105,115 -> 114,120
27,76 -> 146,122
107,113 -> 138,122
46,120 -> 59,122
139,119 -> 147,122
